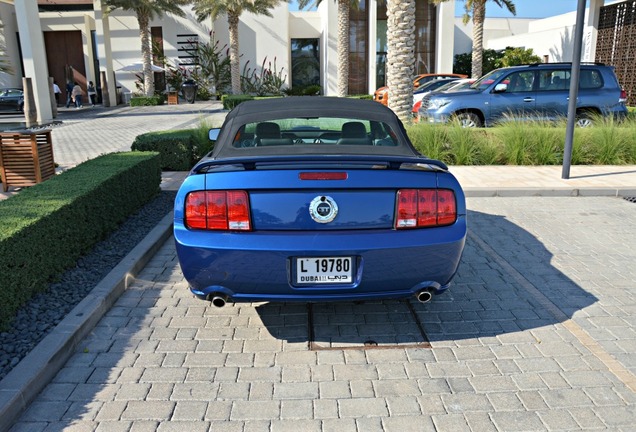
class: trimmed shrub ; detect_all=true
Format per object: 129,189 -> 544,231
132,130 -> 207,171
0,152 -> 161,329
222,94 -> 254,110
130,95 -> 164,106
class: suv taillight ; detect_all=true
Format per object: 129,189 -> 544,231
620,88 -> 627,103
185,191 -> 251,231
395,189 -> 457,229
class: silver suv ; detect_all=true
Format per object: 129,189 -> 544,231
418,63 -> 628,127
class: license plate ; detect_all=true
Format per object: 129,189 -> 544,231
295,257 -> 353,284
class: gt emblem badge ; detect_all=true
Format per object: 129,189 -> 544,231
309,196 -> 338,223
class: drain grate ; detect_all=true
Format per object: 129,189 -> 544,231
623,196 -> 636,204
307,301 -> 431,351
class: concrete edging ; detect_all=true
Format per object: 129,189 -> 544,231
0,211 -> 174,432
463,187 -> 636,198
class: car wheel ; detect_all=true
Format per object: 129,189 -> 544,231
454,112 -> 482,128
575,112 -> 594,128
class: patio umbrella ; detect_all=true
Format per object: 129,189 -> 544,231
118,61 -> 164,72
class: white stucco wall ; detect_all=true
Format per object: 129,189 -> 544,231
436,1 -> 455,73
319,1 -> 338,96
485,13 -> 577,62
454,17 -> 533,57
106,8 -> 211,94
211,5 -> 292,91
0,3 -> 22,88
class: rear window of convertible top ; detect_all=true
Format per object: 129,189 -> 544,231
232,117 -> 399,148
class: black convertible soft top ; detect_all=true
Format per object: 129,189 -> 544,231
227,96 -> 395,119
208,96 -> 420,159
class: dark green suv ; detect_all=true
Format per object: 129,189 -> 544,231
419,63 -> 628,127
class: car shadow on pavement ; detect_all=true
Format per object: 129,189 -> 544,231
255,209 -> 598,346
5,208 -> 609,430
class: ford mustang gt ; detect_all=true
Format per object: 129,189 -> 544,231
174,97 -> 466,307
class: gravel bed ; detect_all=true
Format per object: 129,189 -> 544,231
0,191 -> 176,380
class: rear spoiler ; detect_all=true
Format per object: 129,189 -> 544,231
192,155 -> 448,174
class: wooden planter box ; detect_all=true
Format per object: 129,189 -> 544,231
167,91 -> 179,105
0,130 -> 55,192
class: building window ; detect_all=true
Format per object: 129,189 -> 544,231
376,0 -> 437,86
291,39 -> 320,89
376,13 -> 387,88
349,0 -> 369,95
414,1 -> 436,74
151,27 -> 166,92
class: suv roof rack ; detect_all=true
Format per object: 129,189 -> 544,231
525,62 -> 606,67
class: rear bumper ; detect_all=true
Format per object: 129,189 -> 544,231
174,218 -> 466,303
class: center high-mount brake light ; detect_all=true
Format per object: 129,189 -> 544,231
395,189 -> 457,229
185,190 -> 251,231
299,172 -> 348,180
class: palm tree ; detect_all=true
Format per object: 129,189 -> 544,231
193,0 -> 288,95
434,0 -> 516,79
103,0 -> 189,96
386,0 -> 416,122
298,0 -> 359,97
0,20 -> 13,75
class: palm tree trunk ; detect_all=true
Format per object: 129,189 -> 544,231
337,0 -> 349,97
471,0 -> 486,79
228,12 -> 241,94
387,0 -> 416,122
138,13 -> 154,97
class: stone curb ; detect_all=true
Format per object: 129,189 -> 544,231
463,187 -> 636,198
0,212 -> 174,432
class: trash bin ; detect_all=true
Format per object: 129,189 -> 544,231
167,90 -> 179,105
0,130 -> 55,192
181,80 -> 198,104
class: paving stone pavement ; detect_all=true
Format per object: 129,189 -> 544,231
0,102 -> 227,199
7,196 -> 636,431
49,102 -> 227,171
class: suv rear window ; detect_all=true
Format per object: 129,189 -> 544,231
538,69 -> 603,91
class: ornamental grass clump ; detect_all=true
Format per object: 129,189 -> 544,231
445,121 -> 482,165
585,114 -> 631,164
406,123 -> 451,162
497,120 -> 535,165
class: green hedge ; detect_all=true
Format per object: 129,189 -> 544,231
222,94 -> 255,110
130,95 -> 165,106
221,94 -> 374,110
0,152 -> 161,329
131,129 -> 213,171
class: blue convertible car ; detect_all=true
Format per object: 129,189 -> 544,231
174,97 -> 466,307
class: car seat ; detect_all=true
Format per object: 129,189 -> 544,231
254,122 -> 293,146
337,121 -> 371,145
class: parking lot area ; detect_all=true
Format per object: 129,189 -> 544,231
9,196 -> 636,431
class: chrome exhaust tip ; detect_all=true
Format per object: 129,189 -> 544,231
210,294 -> 228,308
416,289 -> 434,303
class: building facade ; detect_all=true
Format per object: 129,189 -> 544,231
0,0 -> 616,124
0,0 -> 456,123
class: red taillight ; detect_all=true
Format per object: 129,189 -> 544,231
413,100 -> 422,113
185,191 -> 251,231
620,88 -> 627,103
299,172 -> 348,180
395,189 -> 457,229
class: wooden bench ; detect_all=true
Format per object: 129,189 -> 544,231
0,130 -> 55,192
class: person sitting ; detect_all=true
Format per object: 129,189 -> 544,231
550,76 -> 563,90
